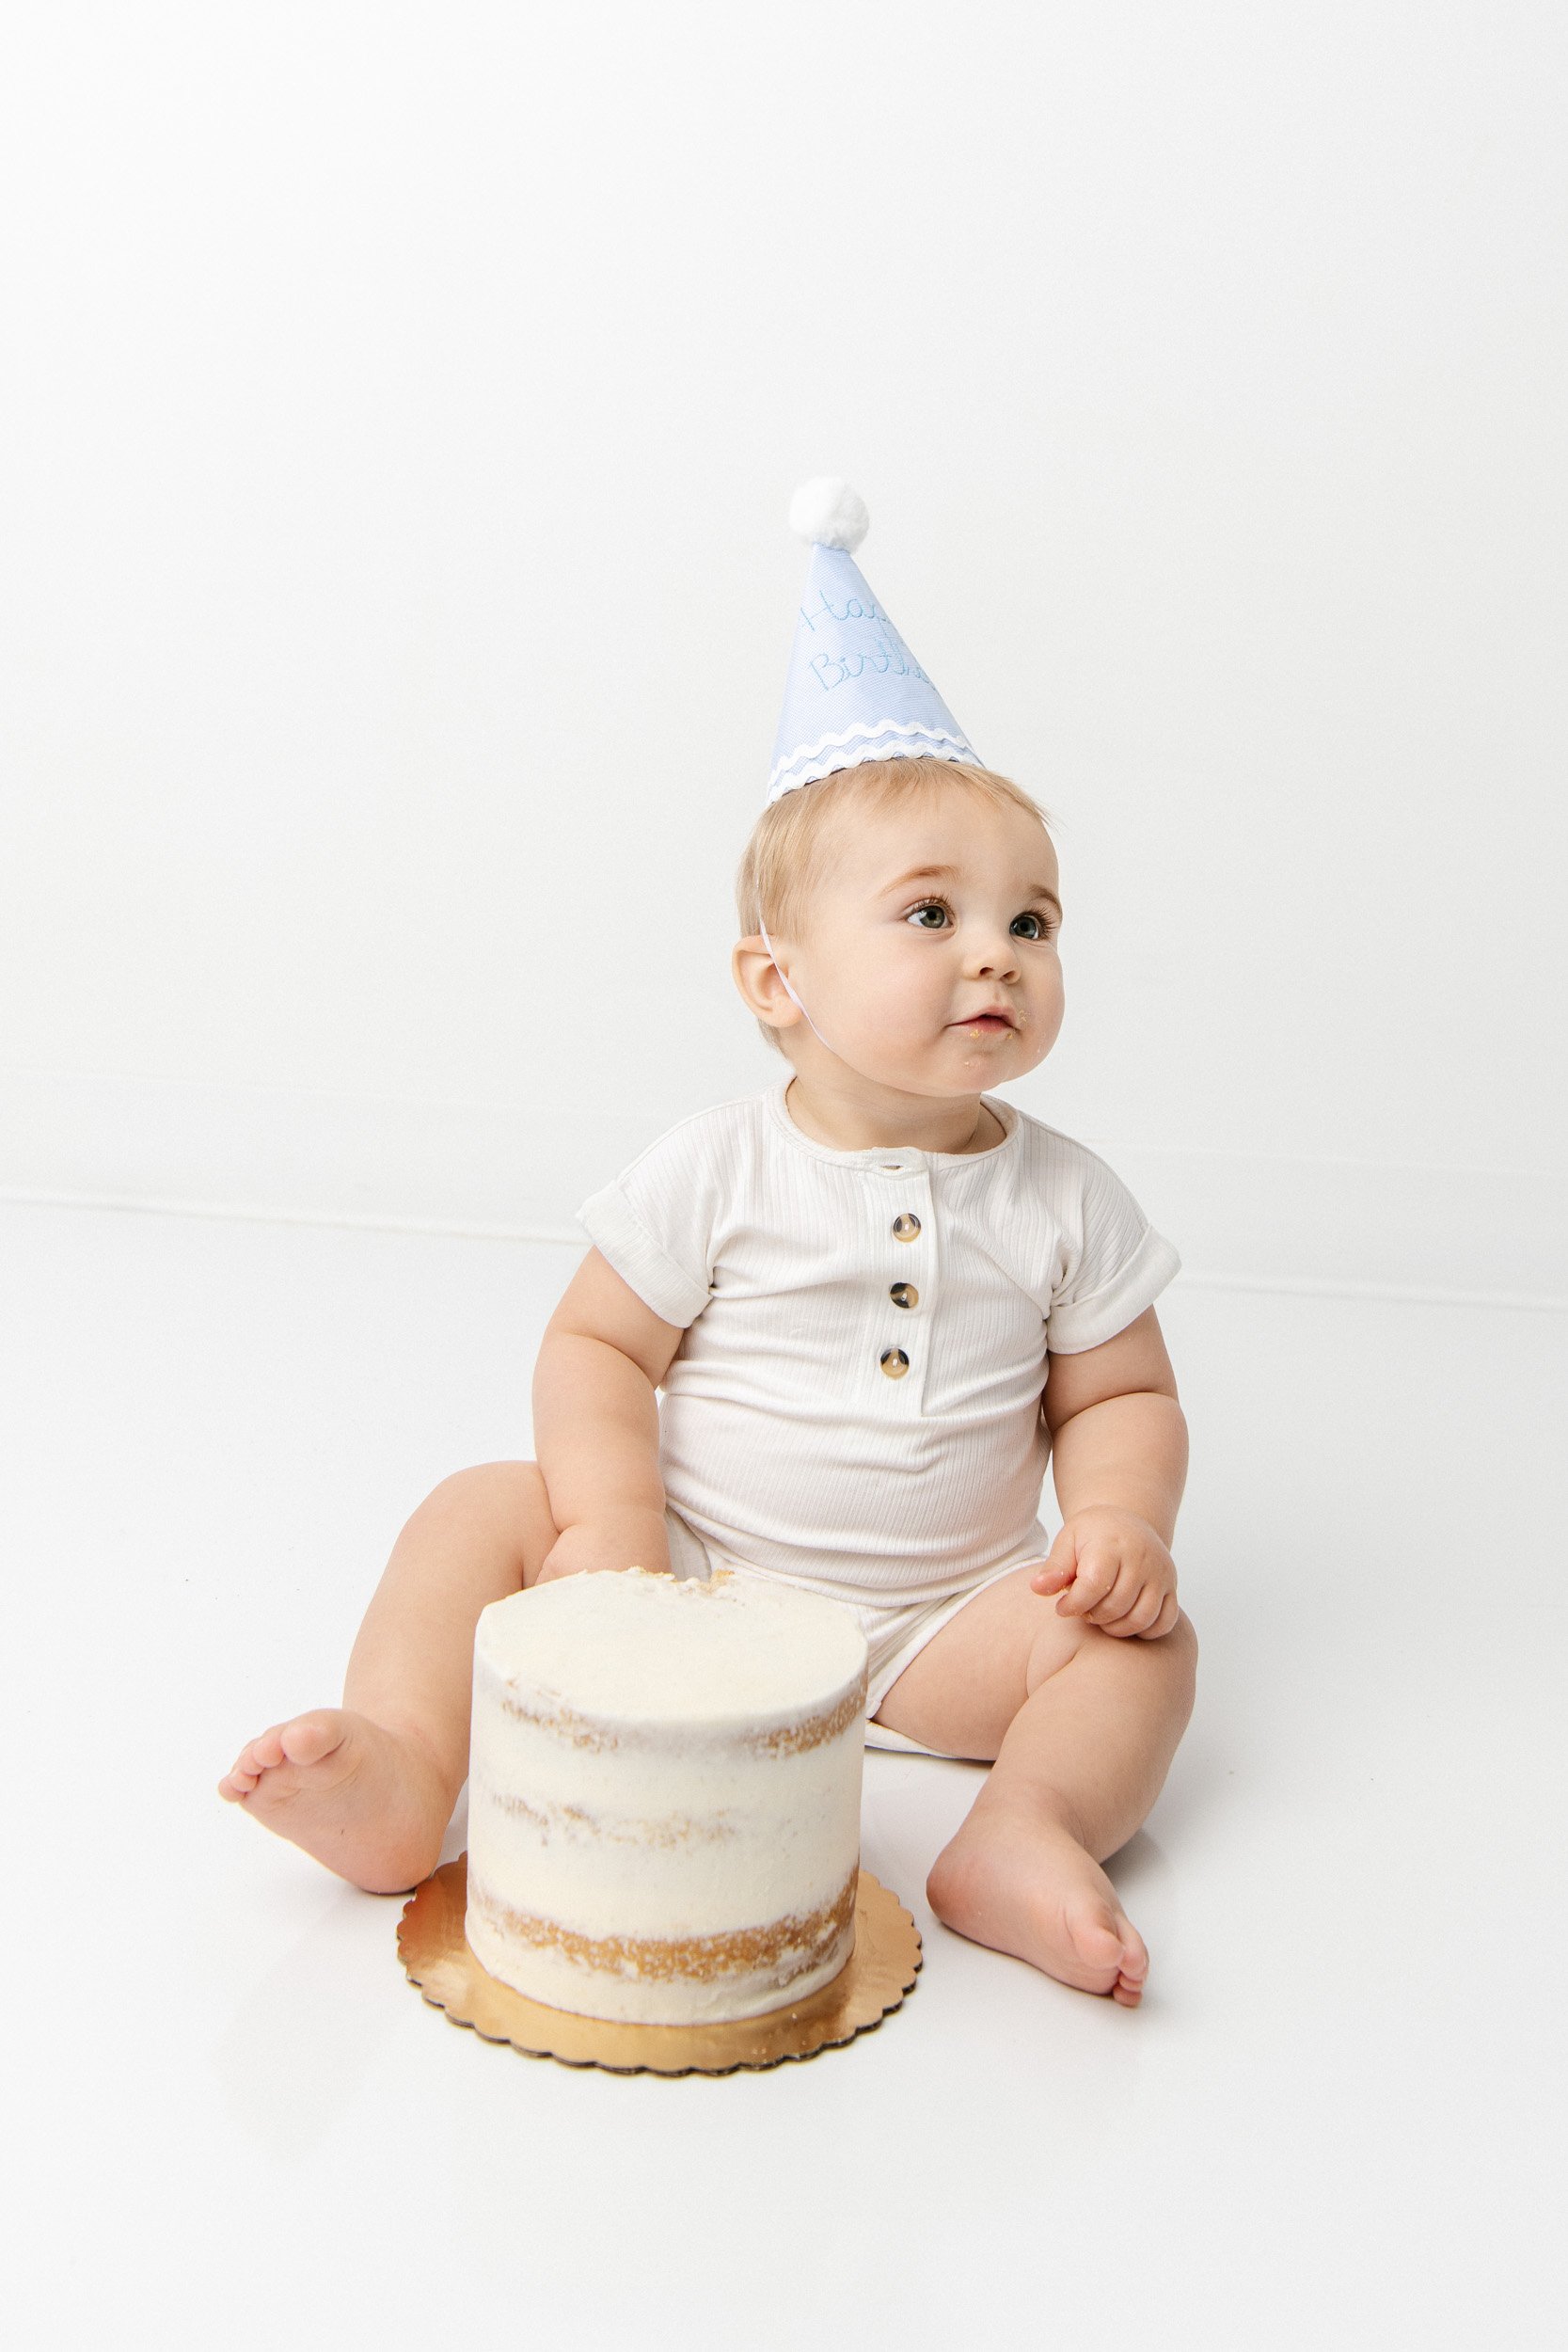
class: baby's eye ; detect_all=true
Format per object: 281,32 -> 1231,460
1011,912 -> 1056,942
906,899 -> 951,930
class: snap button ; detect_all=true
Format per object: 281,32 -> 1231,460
879,1347 -> 910,1379
892,1213 -> 921,1242
889,1282 -> 918,1309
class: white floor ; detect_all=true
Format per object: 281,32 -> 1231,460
4,1200 -> 1565,2349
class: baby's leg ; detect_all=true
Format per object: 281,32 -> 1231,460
218,1462 -> 560,1893
872,1571 -> 1196,2005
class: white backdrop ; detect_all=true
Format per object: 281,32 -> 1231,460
3,2 -> 1564,1300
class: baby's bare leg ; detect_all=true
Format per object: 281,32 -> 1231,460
218,1462 -> 560,1893
873,1569 -> 1196,2005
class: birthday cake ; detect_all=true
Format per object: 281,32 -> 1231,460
466,1567 -> 870,2025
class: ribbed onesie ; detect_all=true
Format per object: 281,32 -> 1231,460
576,1073 -> 1179,1756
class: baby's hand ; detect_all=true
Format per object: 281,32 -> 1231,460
534,1505 -> 673,1587
1030,1507 -> 1180,1640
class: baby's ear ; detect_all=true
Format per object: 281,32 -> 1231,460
731,937 -> 800,1027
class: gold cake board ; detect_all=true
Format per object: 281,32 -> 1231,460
399,1854 -> 922,2075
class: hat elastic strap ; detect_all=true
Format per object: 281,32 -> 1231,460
757,920 -> 838,1057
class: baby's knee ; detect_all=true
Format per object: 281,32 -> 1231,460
420,1461 -> 552,1552
1027,1605 -> 1197,1700
1155,1609 -> 1198,1727
429,1460 -> 540,1509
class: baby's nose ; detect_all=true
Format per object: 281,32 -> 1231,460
970,944 -> 1021,980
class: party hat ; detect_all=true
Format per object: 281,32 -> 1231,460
766,479 -> 978,803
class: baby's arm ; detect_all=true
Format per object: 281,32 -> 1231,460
1032,1307 -> 1189,1639
531,1248 -> 687,1581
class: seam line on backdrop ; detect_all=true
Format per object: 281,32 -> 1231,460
0,1188 -> 577,1246
2,1070 -> 1550,1188
2,1187 -> 1564,1315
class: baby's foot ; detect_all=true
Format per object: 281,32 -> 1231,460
217,1710 -> 451,1895
926,1804 -> 1150,2007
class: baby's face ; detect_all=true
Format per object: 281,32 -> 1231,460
774,784 -> 1065,1097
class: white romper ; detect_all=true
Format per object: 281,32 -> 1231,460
576,1074 -> 1180,1756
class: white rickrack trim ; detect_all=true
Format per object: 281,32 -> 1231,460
768,738 -> 979,801
767,719 -> 976,798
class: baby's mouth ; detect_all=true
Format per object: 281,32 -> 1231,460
951,1013 -> 1018,1034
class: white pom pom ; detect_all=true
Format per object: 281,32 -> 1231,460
788,477 -> 870,553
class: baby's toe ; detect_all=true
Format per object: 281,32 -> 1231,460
1070,1907 -> 1127,1967
1065,1897 -> 1148,1999
1109,1925 -> 1148,2005
277,1711 -> 349,1768
223,1731 -> 278,1782
218,1722 -> 295,1798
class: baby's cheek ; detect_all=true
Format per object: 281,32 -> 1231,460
886,972 -> 951,1036
854,988 -> 932,1058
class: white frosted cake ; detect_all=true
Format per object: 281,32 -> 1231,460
466,1567 -> 869,2026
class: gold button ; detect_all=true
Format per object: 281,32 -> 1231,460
890,1282 -> 918,1309
879,1347 -> 910,1378
892,1213 -> 921,1242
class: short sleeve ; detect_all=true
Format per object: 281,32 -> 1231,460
1045,1146 -> 1180,1355
575,1112 -> 724,1328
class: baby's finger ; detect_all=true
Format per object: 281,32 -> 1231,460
1055,1542 -> 1120,1616
1110,1582 -> 1168,1639
1140,1593 -> 1181,1641
1085,1563 -> 1149,1629
1030,1531 -> 1078,1595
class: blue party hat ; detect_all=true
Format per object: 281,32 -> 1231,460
766,479 -> 978,803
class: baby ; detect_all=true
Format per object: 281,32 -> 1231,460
220,751 -> 1196,2009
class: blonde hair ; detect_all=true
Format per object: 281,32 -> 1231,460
734,756 -> 1054,1057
